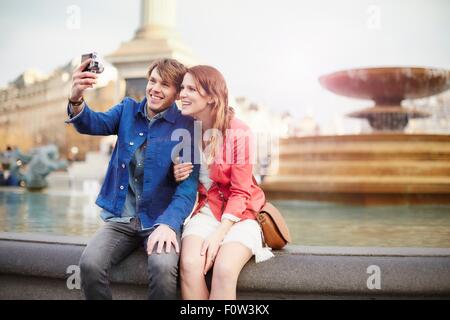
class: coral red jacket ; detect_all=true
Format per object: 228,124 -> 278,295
192,117 -> 266,221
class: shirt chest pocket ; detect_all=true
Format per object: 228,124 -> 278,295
153,139 -> 180,168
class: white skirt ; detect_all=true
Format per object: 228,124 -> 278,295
182,204 -> 274,263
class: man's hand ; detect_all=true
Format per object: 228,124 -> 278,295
70,58 -> 98,104
146,224 -> 180,255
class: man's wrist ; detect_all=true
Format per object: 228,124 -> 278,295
154,223 -> 176,232
69,96 -> 84,107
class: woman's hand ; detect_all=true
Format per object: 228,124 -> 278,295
173,160 -> 193,182
200,219 -> 235,275
200,231 -> 223,275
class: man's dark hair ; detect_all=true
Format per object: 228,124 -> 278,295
147,58 -> 188,93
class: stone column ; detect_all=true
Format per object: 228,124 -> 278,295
107,0 -> 197,102
136,0 -> 177,39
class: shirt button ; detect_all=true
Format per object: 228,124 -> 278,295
129,142 -> 134,146
120,185 -> 124,190
121,163 -> 125,168
135,178 -> 138,182
139,133 -> 144,136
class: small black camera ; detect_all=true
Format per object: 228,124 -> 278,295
81,52 -> 104,74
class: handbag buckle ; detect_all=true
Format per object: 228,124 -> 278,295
257,212 -> 266,224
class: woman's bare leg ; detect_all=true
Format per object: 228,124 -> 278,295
180,235 -> 209,299
209,242 -> 252,300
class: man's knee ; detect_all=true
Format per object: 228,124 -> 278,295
79,248 -> 108,280
147,251 -> 179,299
147,251 -> 179,276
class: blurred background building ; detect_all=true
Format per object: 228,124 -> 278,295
0,0 -> 449,199
1,0 -> 450,250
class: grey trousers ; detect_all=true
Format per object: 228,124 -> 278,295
79,217 -> 180,300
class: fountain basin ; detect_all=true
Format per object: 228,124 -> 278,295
319,67 -> 450,131
319,67 -> 450,103
263,134 -> 450,205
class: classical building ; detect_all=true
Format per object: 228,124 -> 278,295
0,60 -> 116,159
107,0 -> 197,101
0,0 -> 197,160
234,96 -> 290,137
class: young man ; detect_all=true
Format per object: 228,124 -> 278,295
66,58 -> 199,300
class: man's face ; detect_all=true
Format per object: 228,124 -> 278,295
145,68 -> 178,116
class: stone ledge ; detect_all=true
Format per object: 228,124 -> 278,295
1,233 -> 450,299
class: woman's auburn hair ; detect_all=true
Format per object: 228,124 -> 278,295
187,65 -> 235,162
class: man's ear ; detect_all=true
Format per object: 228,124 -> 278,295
176,92 -> 180,100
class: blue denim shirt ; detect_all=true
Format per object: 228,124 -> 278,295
100,107 -> 167,226
66,97 -> 200,233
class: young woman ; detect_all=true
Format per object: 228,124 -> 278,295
174,65 -> 274,300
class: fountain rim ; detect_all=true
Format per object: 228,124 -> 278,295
319,66 -> 450,81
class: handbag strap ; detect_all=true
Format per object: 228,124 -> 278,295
251,174 -> 267,210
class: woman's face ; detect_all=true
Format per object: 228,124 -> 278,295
180,73 -> 211,118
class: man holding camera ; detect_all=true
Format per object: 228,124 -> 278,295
66,57 -> 199,300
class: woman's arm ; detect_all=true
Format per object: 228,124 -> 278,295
221,129 -> 255,220
201,219 -> 235,275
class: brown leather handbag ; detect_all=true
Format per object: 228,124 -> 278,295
251,176 -> 291,249
256,201 -> 292,250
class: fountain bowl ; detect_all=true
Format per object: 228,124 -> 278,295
319,67 -> 450,104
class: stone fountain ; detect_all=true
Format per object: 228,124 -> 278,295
319,67 -> 450,131
262,67 -> 450,205
0,144 -> 68,191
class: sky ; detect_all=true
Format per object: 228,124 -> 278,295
1,0 -> 449,131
